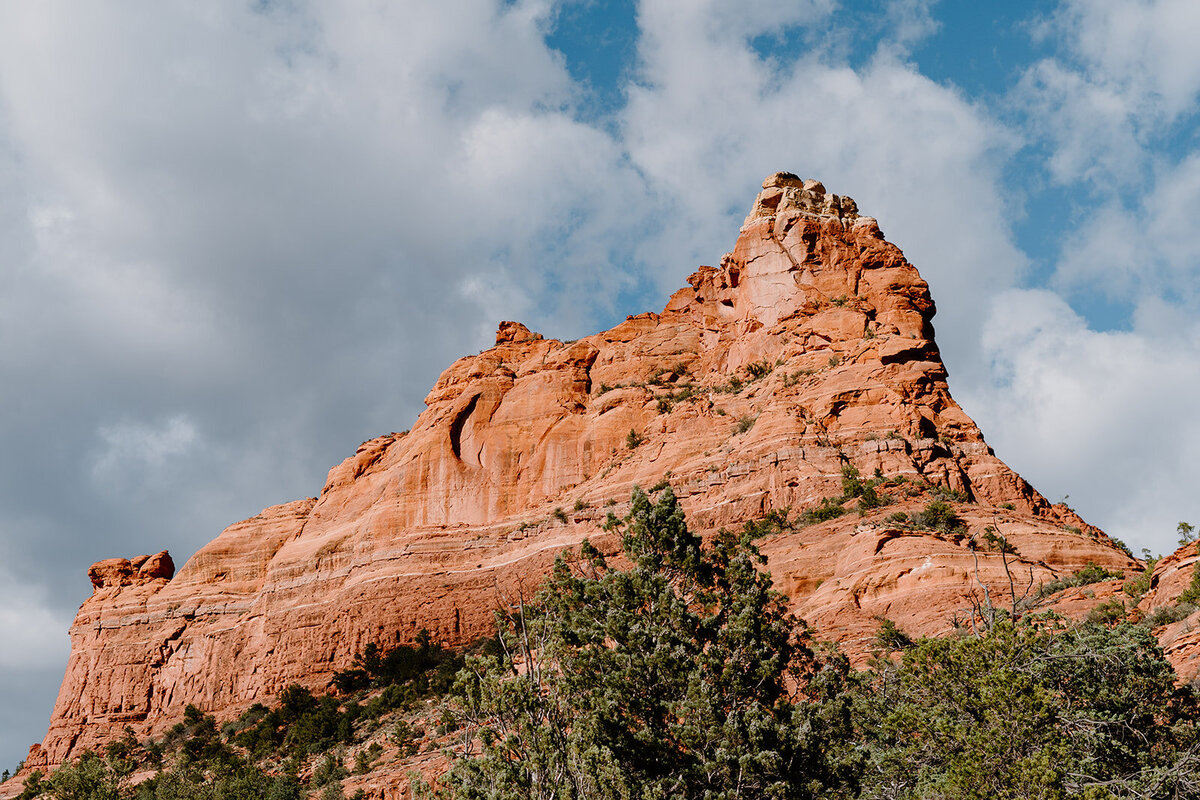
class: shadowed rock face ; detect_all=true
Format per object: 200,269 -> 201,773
26,173 -> 1138,768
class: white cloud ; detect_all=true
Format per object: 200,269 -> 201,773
1018,0 -> 1200,187
0,0 -> 645,362
864,0 -> 942,57
1055,152 -> 1200,302
91,414 -> 200,484
0,569 -> 71,669
636,0 -> 835,48
1046,0 -> 1200,119
967,288 -> 1200,555
456,107 -> 651,328
1015,59 -> 1148,186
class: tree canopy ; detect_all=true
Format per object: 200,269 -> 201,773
428,486 -> 859,799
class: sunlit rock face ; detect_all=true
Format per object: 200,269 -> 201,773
27,174 -> 1136,768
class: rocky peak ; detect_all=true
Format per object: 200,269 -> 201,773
667,172 -> 929,335
744,171 -> 864,227
18,173 -> 1140,775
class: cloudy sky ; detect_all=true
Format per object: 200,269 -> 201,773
2,0 -> 1199,768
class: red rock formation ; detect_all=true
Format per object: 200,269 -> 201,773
87,552 -> 175,590
1135,542 -> 1200,680
23,172 -> 1140,770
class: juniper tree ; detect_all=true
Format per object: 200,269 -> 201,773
428,486 -> 858,800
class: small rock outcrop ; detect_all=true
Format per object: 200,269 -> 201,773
745,171 -> 861,227
87,551 -> 174,590
24,175 -> 1141,770
495,320 -> 542,345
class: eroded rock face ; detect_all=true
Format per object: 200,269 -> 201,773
27,175 -> 1139,768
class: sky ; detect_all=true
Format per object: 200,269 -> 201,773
1,0 -> 1199,770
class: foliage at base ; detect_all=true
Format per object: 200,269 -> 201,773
16,487 -> 1200,800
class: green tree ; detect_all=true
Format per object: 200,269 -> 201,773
855,621 -> 1200,799
39,753 -> 119,800
428,486 -> 858,800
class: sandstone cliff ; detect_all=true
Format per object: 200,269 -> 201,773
25,173 -> 1139,769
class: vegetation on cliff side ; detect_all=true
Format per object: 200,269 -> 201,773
424,486 -> 858,799
13,635 -> 493,800
426,487 -> 1200,800
14,487 -> 1200,800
